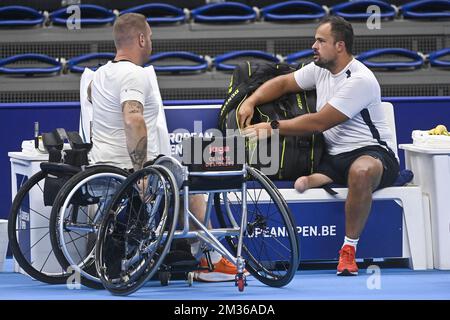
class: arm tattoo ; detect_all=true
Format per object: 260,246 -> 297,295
122,100 -> 144,114
129,137 -> 147,171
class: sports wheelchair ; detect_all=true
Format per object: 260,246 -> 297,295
95,136 -> 300,295
8,128 -> 128,288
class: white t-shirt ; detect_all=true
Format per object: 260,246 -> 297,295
90,61 -> 160,169
294,59 -> 396,157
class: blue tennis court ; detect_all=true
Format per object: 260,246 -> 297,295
1,259 -> 450,300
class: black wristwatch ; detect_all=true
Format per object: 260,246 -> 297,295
270,120 -> 280,130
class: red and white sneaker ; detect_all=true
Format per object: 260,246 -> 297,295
194,257 -> 249,282
337,244 -> 358,276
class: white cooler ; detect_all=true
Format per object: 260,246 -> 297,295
400,139 -> 450,270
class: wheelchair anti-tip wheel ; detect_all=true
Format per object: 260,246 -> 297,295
49,165 -> 128,289
95,166 -> 179,296
8,170 -> 70,284
214,166 -> 300,287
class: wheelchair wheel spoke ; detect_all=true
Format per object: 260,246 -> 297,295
96,165 -> 178,295
214,167 -> 299,287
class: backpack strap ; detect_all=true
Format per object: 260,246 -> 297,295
323,184 -> 338,196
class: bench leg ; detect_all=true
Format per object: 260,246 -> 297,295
400,189 -> 429,270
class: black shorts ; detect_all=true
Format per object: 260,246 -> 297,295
316,145 -> 400,190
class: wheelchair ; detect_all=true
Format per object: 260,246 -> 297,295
95,136 -> 300,296
48,164 -> 128,289
8,128 -> 128,287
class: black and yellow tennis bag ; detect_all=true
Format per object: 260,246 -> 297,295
218,61 -> 324,180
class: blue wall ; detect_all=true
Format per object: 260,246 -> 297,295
1,97 -> 450,222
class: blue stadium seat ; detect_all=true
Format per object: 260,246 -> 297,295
191,2 -> 257,23
429,48 -> 450,67
120,3 -> 186,25
285,49 -> 314,64
50,4 -> 116,26
0,5 -> 45,27
67,53 -> 115,73
331,0 -> 397,20
401,0 -> 450,19
357,48 -> 424,70
261,1 -> 327,22
145,51 -> 209,73
214,50 -> 281,71
0,54 -> 62,75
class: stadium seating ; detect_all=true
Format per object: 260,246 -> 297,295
49,4 -> 116,26
331,0 -> 398,20
191,2 -> 257,23
0,5 -> 45,27
0,47 -> 448,77
0,0 -> 449,101
120,3 -> 186,25
428,48 -> 450,67
260,1 -> 327,22
285,49 -> 314,65
145,51 -> 210,73
357,48 -> 425,70
401,0 -> 450,20
67,53 -> 115,73
0,53 -> 62,75
214,50 -> 281,71
1,1 -> 450,28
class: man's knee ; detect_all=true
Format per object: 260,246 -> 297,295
348,163 -> 382,191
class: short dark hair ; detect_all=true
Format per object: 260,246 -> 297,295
113,13 -> 149,49
318,15 -> 354,55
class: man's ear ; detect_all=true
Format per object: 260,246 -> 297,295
336,41 -> 345,53
138,33 -> 145,48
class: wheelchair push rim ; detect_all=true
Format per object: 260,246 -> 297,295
8,170 -> 70,284
95,166 -> 179,295
54,170 -> 127,283
214,166 -> 299,287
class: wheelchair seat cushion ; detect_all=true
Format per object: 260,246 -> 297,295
162,239 -> 198,268
163,250 -> 198,267
40,162 -> 81,176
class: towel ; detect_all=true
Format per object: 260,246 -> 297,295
412,130 -> 450,149
79,68 -> 94,143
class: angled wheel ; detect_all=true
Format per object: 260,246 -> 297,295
251,167 -> 300,256
49,165 -> 128,289
95,166 -> 179,296
214,166 -> 299,287
8,171 -> 69,284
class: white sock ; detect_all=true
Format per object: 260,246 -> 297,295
209,250 -> 222,264
342,236 -> 359,250
190,241 -> 201,257
190,241 -> 222,264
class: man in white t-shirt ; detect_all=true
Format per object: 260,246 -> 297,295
89,13 -> 241,282
239,16 -> 399,276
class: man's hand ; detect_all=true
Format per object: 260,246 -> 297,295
238,99 -> 256,129
241,122 -> 273,141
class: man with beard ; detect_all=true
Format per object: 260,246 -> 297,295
238,16 -> 399,276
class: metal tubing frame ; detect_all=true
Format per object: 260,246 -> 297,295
172,163 -> 248,270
